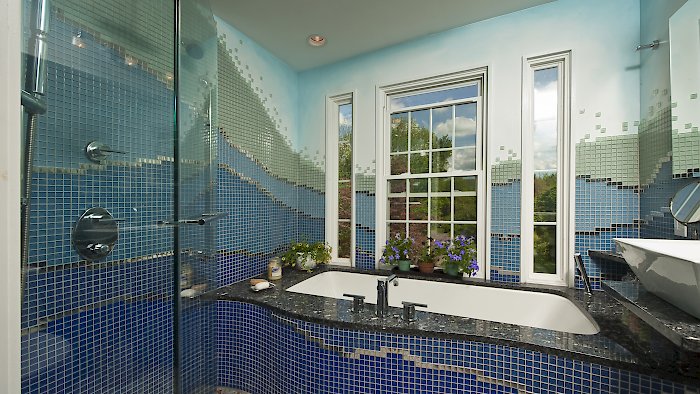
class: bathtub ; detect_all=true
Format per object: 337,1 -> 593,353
286,271 -> 599,335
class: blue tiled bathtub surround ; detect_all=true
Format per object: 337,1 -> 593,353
210,267 -> 700,390
216,300 -> 699,394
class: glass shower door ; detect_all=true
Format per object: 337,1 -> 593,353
20,0 -> 218,391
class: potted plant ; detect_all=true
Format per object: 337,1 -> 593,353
281,240 -> 331,271
380,233 -> 413,271
440,235 -> 478,277
414,238 -> 447,274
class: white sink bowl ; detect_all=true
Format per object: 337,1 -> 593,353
614,238 -> 700,320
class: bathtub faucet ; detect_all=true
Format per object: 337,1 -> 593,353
376,274 -> 399,318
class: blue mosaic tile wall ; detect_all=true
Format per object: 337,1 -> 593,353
574,177 -> 640,289
216,301 -> 698,394
21,4 -> 181,392
215,35 -> 325,286
22,1 -> 221,392
490,172 -> 521,283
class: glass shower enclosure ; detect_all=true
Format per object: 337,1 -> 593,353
19,0 -> 217,392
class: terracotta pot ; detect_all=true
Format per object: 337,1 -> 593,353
417,262 -> 435,274
397,260 -> 412,271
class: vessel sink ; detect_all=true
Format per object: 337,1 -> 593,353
614,238 -> 700,320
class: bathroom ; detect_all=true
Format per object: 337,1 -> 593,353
1,0 -> 700,392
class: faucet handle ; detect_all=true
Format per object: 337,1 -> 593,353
343,293 -> 366,313
401,301 -> 428,322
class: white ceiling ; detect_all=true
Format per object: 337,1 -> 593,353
210,0 -> 555,71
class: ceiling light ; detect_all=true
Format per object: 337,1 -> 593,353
72,31 -> 86,48
307,34 -> 326,47
125,55 -> 135,66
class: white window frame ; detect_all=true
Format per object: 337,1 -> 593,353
375,68 -> 489,276
520,51 -> 573,286
325,92 -> 355,266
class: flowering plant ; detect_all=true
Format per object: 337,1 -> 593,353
379,233 -> 413,266
281,240 -> 331,267
440,235 -> 478,277
414,237 -> 447,264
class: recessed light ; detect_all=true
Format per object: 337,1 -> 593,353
72,31 -> 86,48
308,34 -> 326,47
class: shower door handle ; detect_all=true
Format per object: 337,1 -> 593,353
158,212 -> 228,226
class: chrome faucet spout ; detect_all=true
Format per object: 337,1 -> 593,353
376,274 -> 399,318
574,253 -> 593,294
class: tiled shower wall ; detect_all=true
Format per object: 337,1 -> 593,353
21,1 -> 177,393
21,0 -> 219,392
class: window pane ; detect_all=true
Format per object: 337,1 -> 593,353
454,196 -> 477,221
533,66 -> 559,228
453,147 -> 476,171
409,197 -> 428,220
431,106 -> 453,149
410,110 -> 430,150
391,112 -> 408,153
338,222 -> 351,258
409,178 -> 428,194
431,197 -> 450,221
455,103 -> 477,147
338,182 -> 351,220
390,154 -> 408,175
339,103 -> 353,181
533,67 -> 558,173
454,176 -> 477,192
534,171 -> 557,222
454,224 -> 477,239
388,197 -> 406,220
410,152 -> 429,174
431,177 -> 451,193
408,223 -> 428,246
388,223 -> 406,239
430,223 -> 451,242
431,150 -> 451,173
389,179 -> 406,194
390,84 -> 478,110
534,225 -> 557,274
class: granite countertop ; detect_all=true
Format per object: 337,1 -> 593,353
204,266 -> 700,386
603,280 -> 700,352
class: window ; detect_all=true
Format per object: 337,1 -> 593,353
326,93 -> 354,265
377,69 -> 487,276
521,52 -> 571,286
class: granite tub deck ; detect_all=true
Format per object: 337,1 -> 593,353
206,266 -> 700,387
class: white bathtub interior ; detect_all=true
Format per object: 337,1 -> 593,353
286,271 -> 600,335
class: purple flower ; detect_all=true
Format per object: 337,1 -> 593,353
388,255 -> 395,262
434,240 -> 443,248
391,246 -> 398,253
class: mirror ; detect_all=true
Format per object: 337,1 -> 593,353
670,0 -> 700,176
671,181 -> 700,224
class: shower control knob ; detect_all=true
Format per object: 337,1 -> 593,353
88,243 -> 110,253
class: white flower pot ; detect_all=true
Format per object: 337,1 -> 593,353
296,255 -> 317,271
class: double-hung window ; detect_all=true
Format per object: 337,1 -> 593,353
379,69 -> 487,276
